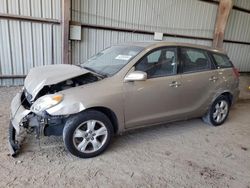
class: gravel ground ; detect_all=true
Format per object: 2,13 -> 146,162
0,86 -> 250,188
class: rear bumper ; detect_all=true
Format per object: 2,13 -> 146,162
232,88 -> 240,105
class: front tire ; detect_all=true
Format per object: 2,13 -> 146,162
202,96 -> 230,126
63,110 -> 114,158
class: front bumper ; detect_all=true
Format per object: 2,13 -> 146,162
10,92 -> 31,135
8,92 -> 31,156
8,122 -> 20,156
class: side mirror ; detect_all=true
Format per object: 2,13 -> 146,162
124,71 -> 147,82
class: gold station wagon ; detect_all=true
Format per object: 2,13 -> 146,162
9,41 -> 240,158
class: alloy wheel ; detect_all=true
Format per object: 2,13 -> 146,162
212,100 -> 229,123
73,120 -> 108,153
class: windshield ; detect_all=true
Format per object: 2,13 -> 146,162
81,45 -> 144,77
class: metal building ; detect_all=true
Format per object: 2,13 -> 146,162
0,0 -> 250,86
0,0 -> 62,86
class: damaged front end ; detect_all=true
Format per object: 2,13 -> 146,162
9,66 -> 101,156
9,90 -> 67,156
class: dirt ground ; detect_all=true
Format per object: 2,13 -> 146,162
0,87 -> 249,188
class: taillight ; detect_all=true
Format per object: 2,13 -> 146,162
233,67 -> 240,78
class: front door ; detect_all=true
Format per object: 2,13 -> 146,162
123,47 -> 183,129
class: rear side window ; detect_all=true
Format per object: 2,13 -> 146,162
212,53 -> 232,68
180,48 -> 211,73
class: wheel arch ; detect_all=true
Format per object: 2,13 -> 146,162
212,91 -> 233,107
220,92 -> 233,106
84,106 -> 119,134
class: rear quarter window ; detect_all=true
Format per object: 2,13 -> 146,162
212,53 -> 232,68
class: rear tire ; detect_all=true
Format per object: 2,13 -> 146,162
202,95 -> 230,126
63,110 -> 114,158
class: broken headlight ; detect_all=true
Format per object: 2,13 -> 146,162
31,94 -> 63,114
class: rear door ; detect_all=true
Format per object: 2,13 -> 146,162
178,47 -> 219,117
210,52 -> 239,86
210,52 -> 240,100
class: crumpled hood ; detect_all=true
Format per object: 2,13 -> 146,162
24,64 -> 89,99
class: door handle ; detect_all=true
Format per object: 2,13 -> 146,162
169,81 -> 181,87
209,76 -> 218,82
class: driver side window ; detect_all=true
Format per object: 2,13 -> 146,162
135,47 -> 177,78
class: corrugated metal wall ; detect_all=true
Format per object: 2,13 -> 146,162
71,0 -> 250,72
1,0 -> 250,86
234,0 -> 250,10
71,0 -> 217,64
224,4 -> 250,71
0,0 -> 62,86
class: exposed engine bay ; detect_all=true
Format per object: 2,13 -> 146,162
23,73 -> 100,106
37,73 -> 99,97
